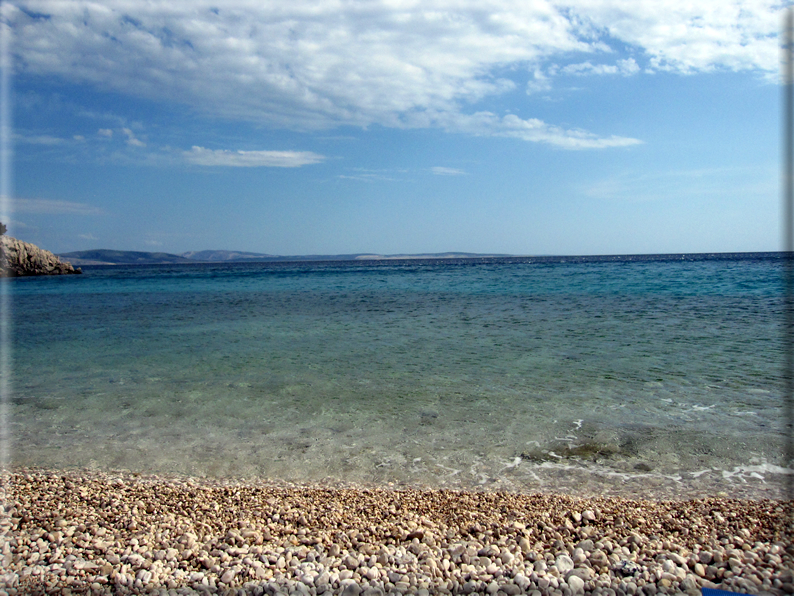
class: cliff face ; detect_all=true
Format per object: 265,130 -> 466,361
0,236 -> 81,277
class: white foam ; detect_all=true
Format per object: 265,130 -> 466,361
538,461 -> 578,470
720,461 -> 793,483
533,459 -> 685,484
690,469 -> 712,478
434,463 -> 460,477
499,457 -> 522,471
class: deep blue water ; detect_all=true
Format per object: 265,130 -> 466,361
8,254 -> 790,498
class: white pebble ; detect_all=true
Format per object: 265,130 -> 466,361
220,569 -> 235,584
555,554 -> 574,573
568,576 -> 585,594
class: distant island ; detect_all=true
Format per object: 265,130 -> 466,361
58,249 -> 513,266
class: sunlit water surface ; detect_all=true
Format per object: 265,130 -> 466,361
10,254 -> 790,498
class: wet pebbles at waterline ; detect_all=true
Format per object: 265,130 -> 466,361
4,468 -> 792,595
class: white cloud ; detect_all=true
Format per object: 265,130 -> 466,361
337,167 -> 405,181
618,58 -> 641,75
122,127 -> 145,147
78,233 -> 98,240
337,174 -> 398,182
526,68 -> 554,94
561,58 -> 641,76
184,146 -> 325,167
14,133 -> 67,145
7,1 -> 783,146
436,111 -> 642,149
559,0 -> 780,75
9,1 -> 583,131
431,167 -> 467,176
98,128 -> 113,137
12,198 -> 105,215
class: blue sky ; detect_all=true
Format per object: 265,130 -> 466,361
4,1 -> 786,256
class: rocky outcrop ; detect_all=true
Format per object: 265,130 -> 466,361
0,236 -> 81,277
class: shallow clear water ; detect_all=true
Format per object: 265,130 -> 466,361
9,254 -> 790,498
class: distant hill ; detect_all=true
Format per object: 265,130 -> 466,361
59,249 -> 514,265
354,252 -> 512,260
181,250 -> 276,261
59,249 -> 194,266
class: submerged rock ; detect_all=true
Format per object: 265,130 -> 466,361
0,236 -> 82,276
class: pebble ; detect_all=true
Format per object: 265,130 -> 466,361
4,467 -> 792,596
556,554 -> 575,573
568,575 -> 585,594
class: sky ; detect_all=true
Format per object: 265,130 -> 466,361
2,0 -> 787,256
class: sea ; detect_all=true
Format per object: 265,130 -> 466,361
8,253 -> 792,499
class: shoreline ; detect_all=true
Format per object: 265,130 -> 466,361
4,467 -> 792,595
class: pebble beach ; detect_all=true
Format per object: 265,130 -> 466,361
3,468 -> 792,596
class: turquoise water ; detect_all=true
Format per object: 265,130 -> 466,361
8,254 -> 790,498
